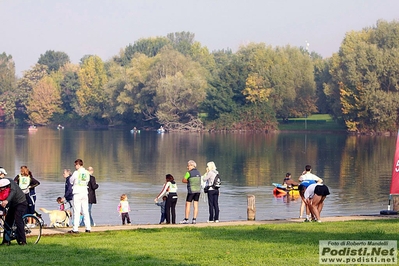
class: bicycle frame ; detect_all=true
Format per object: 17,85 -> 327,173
0,202 -> 42,244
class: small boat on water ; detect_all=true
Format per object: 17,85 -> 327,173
157,126 -> 165,133
28,125 -> 38,131
272,183 -> 300,197
130,128 -> 140,133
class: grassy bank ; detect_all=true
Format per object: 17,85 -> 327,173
278,114 -> 347,132
2,220 -> 398,265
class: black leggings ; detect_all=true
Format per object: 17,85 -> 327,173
165,193 -> 177,224
4,201 -> 27,244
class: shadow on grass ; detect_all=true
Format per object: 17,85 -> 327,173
1,220 -> 398,265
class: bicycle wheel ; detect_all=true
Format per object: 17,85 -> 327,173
23,214 -> 42,244
0,217 -> 4,239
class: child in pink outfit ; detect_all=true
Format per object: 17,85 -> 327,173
57,197 -> 65,211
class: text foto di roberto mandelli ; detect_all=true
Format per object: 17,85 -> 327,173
319,240 -> 397,264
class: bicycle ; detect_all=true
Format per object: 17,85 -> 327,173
0,204 -> 42,245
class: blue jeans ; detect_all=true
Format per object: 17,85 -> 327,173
88,203 -> 95,226
159,212 -> 166,224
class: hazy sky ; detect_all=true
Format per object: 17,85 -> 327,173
1,0 -> 398,76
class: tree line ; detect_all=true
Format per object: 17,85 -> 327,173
0,19 -> 398,133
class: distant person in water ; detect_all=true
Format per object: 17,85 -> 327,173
282,172 -> 299,188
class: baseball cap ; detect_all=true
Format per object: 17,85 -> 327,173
0,168 -> 7,175
0,178 -> 10,188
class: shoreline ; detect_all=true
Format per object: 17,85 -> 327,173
40,214 -> 399,236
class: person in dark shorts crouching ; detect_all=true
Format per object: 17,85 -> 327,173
303,183 -> 330,222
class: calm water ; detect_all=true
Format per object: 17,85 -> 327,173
0,127 -> 395,225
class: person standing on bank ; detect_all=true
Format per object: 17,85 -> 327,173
154,174 -> 178,224
14,166 -> 40,218
87,166 -> 99,227
180,160 -> 201,224
62,169 -> 73,209
303,183 -> 330,222
202,161 -> 220,223
68,159 -> 91,233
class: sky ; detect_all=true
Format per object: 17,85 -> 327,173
1,0 -> 399,76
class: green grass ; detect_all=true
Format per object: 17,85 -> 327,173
1,220 -> 399,265
278,114 -> 347,131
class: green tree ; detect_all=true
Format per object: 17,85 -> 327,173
0,52 -> 16,94
328,20 -> 399,132
104,54 -> 154,125
167,31 -> 195,56
144,48 -> 208,129
59,63 -> 81,116
15,64 -> 48,123
123,37 -> 170,61
38,50 -> 70,73
201,50 -> 239,120
77,55 -> 108,118
236,43 -> 317,119
0,53 -> 17,123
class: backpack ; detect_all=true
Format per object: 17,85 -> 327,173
212,174 -> 221,189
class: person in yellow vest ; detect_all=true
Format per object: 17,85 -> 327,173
155,174 -> 178,224
14,166 -> 40,217
68,159 -> 91,233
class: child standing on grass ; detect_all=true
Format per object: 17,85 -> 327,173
155,196 -> 167,224
117,194 -> 131,225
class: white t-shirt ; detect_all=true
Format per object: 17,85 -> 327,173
299,172 -> 321,182
304,183 -> 321,199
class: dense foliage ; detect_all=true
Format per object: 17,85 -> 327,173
1,20 -> 399,133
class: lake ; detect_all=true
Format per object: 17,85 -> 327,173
0,127 -> 395,225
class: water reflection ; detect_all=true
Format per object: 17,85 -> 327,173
0,128 -> 395,225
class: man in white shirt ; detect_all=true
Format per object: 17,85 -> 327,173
68,159 -> 91,233
299,165 -> 323,183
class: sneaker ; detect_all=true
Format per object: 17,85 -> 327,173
207,220 -> 214,223
215,220 -> 219,223
67,230 -> 79,234
316,220 -> 322,223
304,218 -> 311,222
192,219 -> 196,224
85,230 -> 91,233
179,219 -> 189,224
